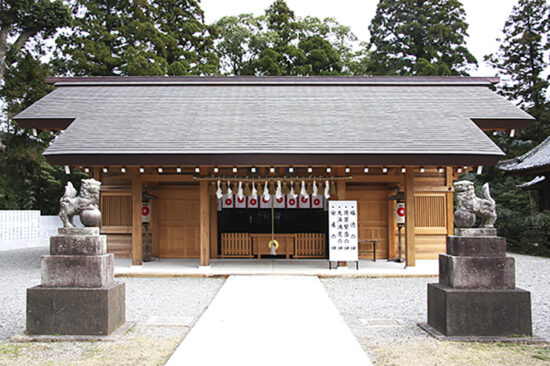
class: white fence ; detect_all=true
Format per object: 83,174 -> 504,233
0,210 -> 82,251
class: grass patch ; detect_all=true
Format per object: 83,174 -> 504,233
371,339 -> 550,366
0,331 -> 184,366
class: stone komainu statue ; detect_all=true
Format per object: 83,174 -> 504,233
453,180 -> 497,228
59,178 -> 102,227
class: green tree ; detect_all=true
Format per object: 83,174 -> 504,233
474,0 -> 550,255
0,1 -> 76,213
0,54 -> 86,213
485,0 -> 550,146
213,1 -> 362,76
0,0 -> 70,82
368,0 -> 477,76
54,0 -> 218,76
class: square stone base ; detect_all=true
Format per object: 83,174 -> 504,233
27,282 -> 125,336
41,254 -> 114,288
427,283 -> 532,337
439,254 -> 515,289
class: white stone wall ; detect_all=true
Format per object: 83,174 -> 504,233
0,211 -> 82,251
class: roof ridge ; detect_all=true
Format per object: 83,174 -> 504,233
45,75 -> 500,87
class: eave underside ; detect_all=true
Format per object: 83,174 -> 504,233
44,153 -> 503,167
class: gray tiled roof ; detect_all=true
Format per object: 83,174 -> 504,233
14,77 -> 533,161
498,136 -> 550,173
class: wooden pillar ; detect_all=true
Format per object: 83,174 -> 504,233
387,196 -> 396,259
131,168 -> 142,266
200,181 -> 210,267
209,194 -> 218,259
336,180 -> 346,200
405,168 -> 416,267
445,167 -> 455,236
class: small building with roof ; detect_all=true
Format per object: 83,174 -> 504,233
498,136 -> 550,211
14,76 -> 533,267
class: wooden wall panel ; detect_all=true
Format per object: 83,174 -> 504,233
153,185 -> 200,258
100,192 -> 132,258
415,194 -> 445,227
415,235 -> 447,259
346,186 -> 389,259
105,234 -> 131,257
414,192 -> 447,259
101,195 -> 132,227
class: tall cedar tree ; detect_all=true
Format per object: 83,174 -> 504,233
368,0 -> 477,76
485,0 -> 550,147
476,0 -> 550,255
0,2 -> 85,213
214,0 -> 361,76
0,0 -> 70,82
54,0 -> 218,76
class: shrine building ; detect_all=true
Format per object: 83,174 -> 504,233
14,76 -> 533,267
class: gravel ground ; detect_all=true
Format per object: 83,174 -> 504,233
0,247 -> 225,365
322,253 -> 550,365
0,248 -> 548,365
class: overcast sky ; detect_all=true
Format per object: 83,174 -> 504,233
201,0 -> 519,76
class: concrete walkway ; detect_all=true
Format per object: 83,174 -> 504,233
165,275 -> 372,366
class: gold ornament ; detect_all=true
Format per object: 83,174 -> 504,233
243,183 -> 252,196
329,181 -> 337,195
208,181 -> 216,195
268,181 -> 276,195
306,181 -> 313,195
281,181 -> 290,195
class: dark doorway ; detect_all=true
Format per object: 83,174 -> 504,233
218,209 -> 328,234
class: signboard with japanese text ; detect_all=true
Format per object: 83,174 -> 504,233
328,200 -> 358,262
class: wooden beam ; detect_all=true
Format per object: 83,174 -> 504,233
445,167 -> 455,236
405,169 -> 416,267
350,175 -> 405,183
141,174 -> 196,183
131,168 -> 143,266
200,181 -> 210,266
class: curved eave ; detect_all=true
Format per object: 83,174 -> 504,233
43,153 -> 504,167
472,118 -> 533,130
498,164 -> 550,176
14,117 -> 75,130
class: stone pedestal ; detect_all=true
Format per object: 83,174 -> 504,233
26,228 -> 125,336
427,235 -> 532,337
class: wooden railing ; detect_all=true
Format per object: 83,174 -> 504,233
294,233 -> 326,258
220,233 -> 252,258
221,232 -> 327,258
